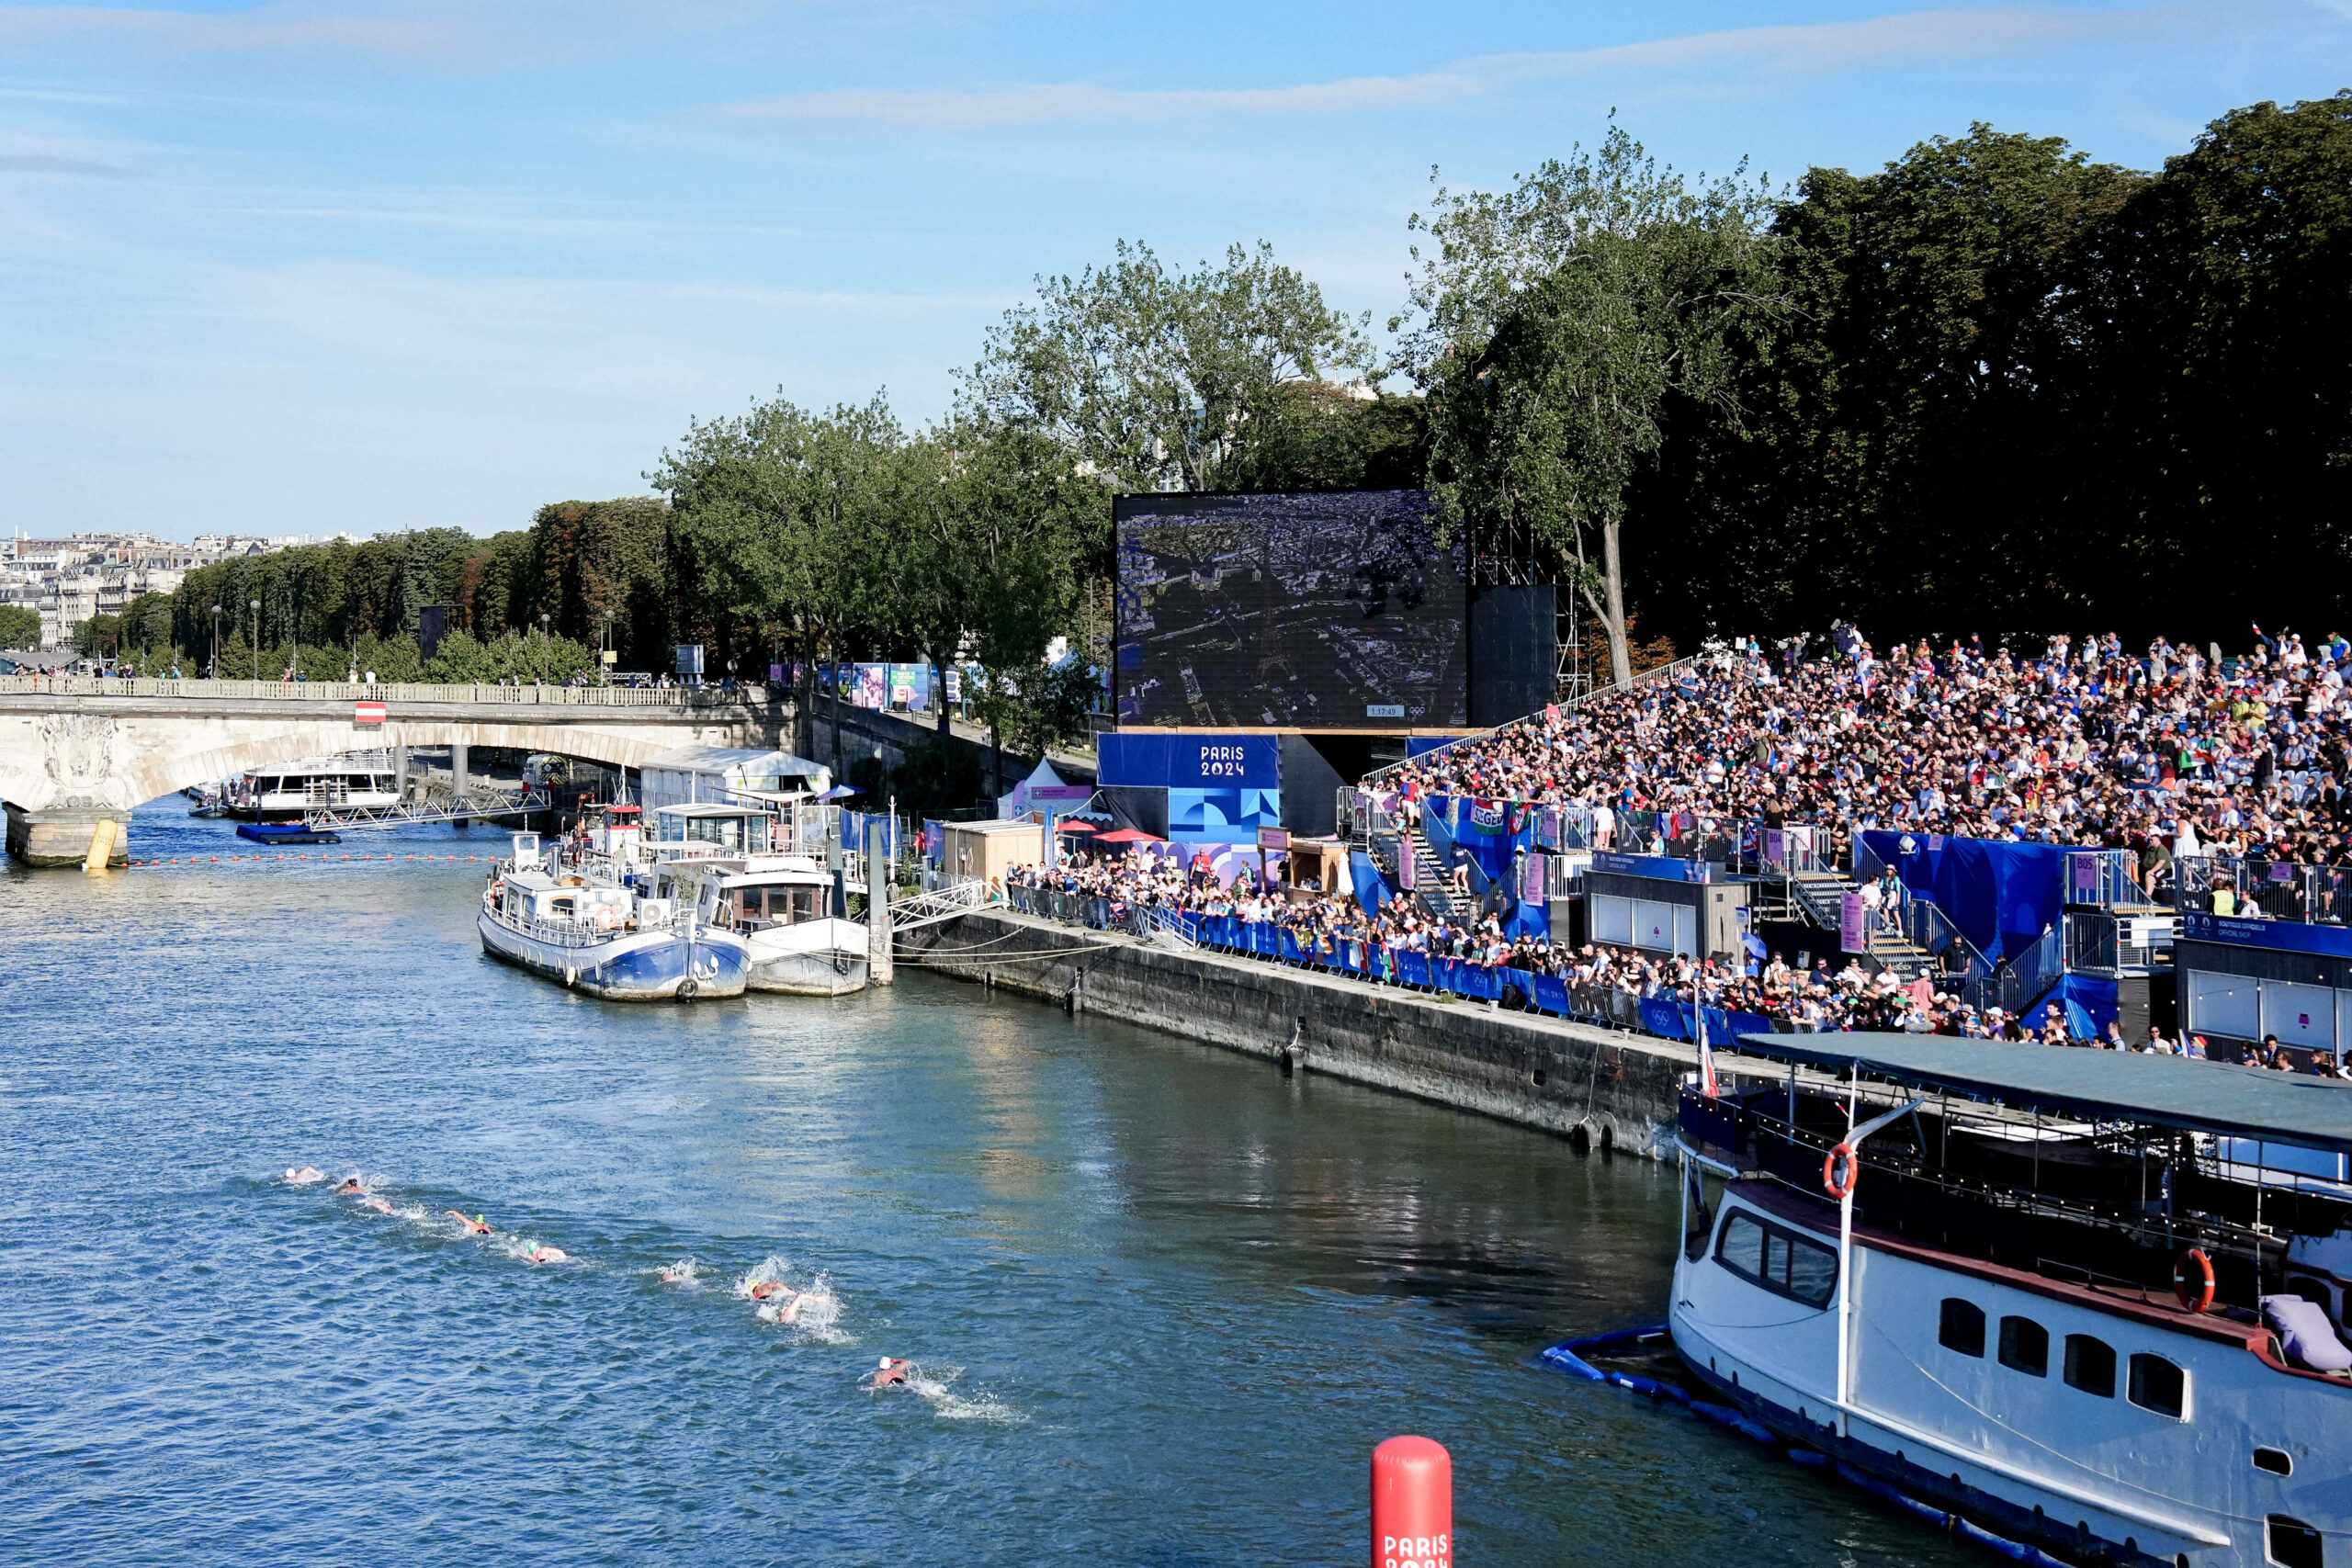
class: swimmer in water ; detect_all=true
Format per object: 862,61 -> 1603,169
660,1262 -> 693,1284
750,1281 -> 806,1323
522,1243 -> 569,1265
336,1177 -> 365,1195
873,1356 -> 908,1388
445,1211 -> 492,1235
286,1167 -> 325,1185
362,1196 -> 394,1213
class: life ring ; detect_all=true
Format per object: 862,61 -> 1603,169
2174,1247 -> 2215,1314
1823,1143 -> 1859,1200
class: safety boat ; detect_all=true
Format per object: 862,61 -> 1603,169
1669,1034 -> 2352,1568
477,831 -> 749,1000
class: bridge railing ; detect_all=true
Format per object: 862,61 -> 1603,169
0,675 -> 771,708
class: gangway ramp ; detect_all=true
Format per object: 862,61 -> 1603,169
889,880 -> 996,933
305,785 -> 550,832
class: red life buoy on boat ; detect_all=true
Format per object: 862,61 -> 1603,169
1823,1143 -> 1859,1200
2174,1247 -> 2215,1314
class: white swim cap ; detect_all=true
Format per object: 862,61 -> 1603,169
878,1357 -> 893,1369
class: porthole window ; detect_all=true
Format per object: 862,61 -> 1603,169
2267,1515 -> 2323,1568
1998,1315 -> 2049,1377
2254,1448 -> 2293,1477
2065,1335 -> 2117,1398
2128,1353 -> 2186,1419
1939,1299 -> 1986,1358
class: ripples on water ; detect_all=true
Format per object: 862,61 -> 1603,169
0,803 -> 1973,1564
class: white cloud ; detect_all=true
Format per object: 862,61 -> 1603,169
723,6 -> 2167,131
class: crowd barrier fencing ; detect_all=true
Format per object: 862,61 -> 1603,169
996,880 -> 1811,1047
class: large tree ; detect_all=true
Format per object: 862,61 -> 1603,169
1404,125 -> 1784,685
655,393 -> 905,757
962,240 -> 1374,493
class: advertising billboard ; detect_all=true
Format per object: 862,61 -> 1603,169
1114,490 -> 1467,730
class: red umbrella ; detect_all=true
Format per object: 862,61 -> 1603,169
1096,828 -> 1163,844
1056,819 -> 1101,834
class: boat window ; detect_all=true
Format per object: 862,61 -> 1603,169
1939,1299 -> 1986,1358
2065,1335 -> 2117,1398
2255,1448 -> 2293,1477
1998,1316 -> 2049,1377
2266,1516 -> 2323,1568
1717,1213 -> 1766,1278
1682,1170 -> 1714,1263
1713,1209 -> 1837,1309
2126,1353 -> 2186,1418
2286,1275 -> 2335,1322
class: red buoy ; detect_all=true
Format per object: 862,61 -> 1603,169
1371,1436 -> 1451,1568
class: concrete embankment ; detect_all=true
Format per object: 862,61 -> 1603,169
898,909 -> 1698,1156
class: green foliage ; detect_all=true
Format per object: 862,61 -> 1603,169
1408,124 -> 1785,685
0,604 -> 38,649
975,657 -> 1102,763
75,613 -> 122,658
964,240 -> 1375,494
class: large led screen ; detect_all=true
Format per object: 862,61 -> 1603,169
1114,490 -> 1467,729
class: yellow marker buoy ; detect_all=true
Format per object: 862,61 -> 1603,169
82,818 -> 119,873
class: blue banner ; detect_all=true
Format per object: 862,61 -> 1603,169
1862,830 -> 2089,962
1640,998 -> 1690,1039
1592,851 -> 1712,884
1529,975 -> 1571,1017
1098,733 -> 1279,790
2182,912 -> 2352,959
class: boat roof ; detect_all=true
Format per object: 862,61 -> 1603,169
640,745 -> 828,779
1733,1032 -> 2352,1156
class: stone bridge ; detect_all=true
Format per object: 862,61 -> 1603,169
1,676 -> 786,864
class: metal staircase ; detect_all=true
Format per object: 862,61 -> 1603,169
1403,826 -> 1463,919
1783,870 -> 1939,981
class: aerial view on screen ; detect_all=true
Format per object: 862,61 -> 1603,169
1114,490 -> 1468,729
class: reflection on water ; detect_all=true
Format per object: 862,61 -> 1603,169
0,799 -> 1974,1565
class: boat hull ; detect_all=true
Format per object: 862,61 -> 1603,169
477,910 -> 750,1000
742,918 -> 869,996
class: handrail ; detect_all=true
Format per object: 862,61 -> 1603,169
0,673 -> 770,707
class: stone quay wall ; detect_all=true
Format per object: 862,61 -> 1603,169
898,909 -> 1697,1156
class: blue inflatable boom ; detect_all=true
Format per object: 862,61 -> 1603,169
1540,1325 -> 2068,1567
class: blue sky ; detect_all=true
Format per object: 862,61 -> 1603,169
2,1 -> 2346,541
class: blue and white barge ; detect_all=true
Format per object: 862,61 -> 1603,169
478,832 -> 749,1000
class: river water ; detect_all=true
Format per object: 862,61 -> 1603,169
1,802 -> 1976,1565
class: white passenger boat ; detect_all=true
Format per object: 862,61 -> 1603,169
235,751 -> 401,821
1669,1034 -> 2352,1568
478,831 -> 750,1000
639,804 -> 867,995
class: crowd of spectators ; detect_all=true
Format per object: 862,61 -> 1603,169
1004,847 -> 2160,1047
1379,629 -> 2352,886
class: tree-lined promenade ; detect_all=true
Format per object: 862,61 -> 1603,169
87,90 -> 2349,736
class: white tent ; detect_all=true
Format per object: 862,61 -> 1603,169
997,757 -> 1069,819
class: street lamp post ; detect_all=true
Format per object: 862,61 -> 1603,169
249,598 -> 260,685
209,604 -> 220,680
538,613 -> 550,683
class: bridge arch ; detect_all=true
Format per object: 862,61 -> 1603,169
0,708 -> 761,815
